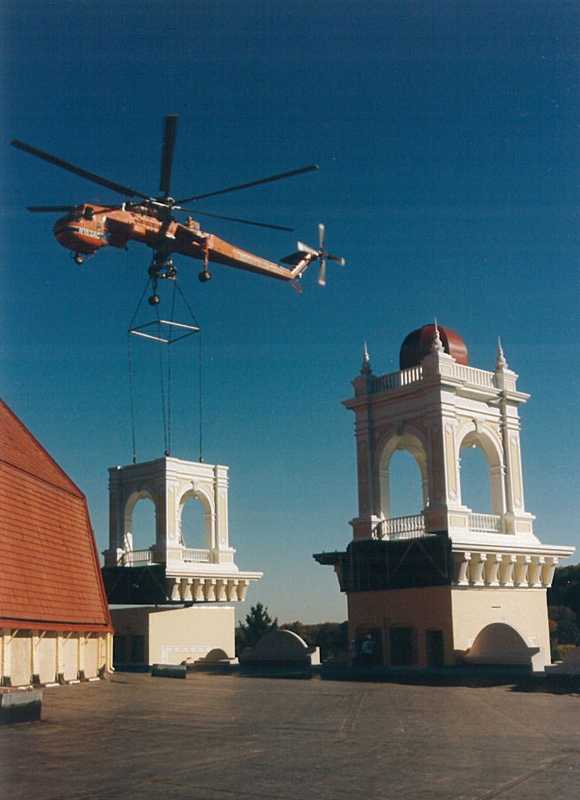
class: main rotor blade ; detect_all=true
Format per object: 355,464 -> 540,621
27,203 -> 120,213
11,139 -> 149,200
180,207 -> 294,231
26,205 -> 76,212
177,164 -> 319,204
159,115 -> 178,197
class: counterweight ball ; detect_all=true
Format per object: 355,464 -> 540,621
148,294 -> 161,306
198,270 -> 212,283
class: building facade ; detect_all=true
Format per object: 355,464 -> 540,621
0,399 -> 113,687
102,456 -> 262,666
315,325 -> 574,670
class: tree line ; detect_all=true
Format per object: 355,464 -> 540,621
548,564 -> 580,661
235,602 -> 348,659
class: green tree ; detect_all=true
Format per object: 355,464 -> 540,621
236,603 -> 278,654
548,564 -> 580,615
548,605 -> 580,647
279,621 -> 349,660
547,564 -> 580,660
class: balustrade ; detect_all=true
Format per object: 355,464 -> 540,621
370,362 -> 497,395
120,547 -> 211,565
121,549 -> 154,566
467,513 -> 502,533
183,548 -> 211,563
376,513 -> 426,540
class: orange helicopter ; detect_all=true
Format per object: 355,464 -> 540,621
11,115 -> 344,303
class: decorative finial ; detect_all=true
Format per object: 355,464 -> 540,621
431,318 -> 444,353
495,336 -> 508,370
361,341 -> 373,374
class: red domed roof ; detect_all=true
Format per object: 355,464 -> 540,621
399,324 -> 469,370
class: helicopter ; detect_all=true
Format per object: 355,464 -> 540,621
11,115 -> 345,303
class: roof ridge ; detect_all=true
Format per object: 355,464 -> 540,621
0,398 -> 84,495
0,456 -> 84,499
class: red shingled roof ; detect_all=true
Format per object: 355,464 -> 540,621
0,398 -> 113,632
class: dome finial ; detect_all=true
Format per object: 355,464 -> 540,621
495,336 -> 508,370
431,318 -> 444,353
361,341 -> 373,374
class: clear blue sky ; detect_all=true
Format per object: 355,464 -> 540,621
1,0 -> 578,623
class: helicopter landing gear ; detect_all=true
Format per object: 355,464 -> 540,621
198,241 -> 211,282
148,251 -> 177,304
73,252 -> 84,265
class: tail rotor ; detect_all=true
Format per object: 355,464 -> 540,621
283,223 -> 345,286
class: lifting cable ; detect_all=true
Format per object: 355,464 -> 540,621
155,302 -> 169,456
127,277 -> 152,463
126,274 -> 203,464
174,281 -> 204,463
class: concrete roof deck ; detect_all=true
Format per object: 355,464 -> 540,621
1,671 -> 578,799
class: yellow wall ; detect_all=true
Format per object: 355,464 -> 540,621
1,629 -> 111,687
83,636 -> 99,678
9,633 -> 32,686
348,586 -> 454,666
111,605 -> 236,666
451,587 -> 551,667
38,633 -> 57,684
347,585 -> 551,668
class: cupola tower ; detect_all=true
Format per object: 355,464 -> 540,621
315,325 -> 574,670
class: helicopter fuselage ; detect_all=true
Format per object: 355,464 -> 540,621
54,203 -> 312,281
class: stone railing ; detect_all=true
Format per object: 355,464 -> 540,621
375,513 -> 427,540
120,547 -> 212,566
371,365 -> 423,393
182,548 -> 211,563
453,364 -> 495,389
121,548 -> 154,566
370,362 -> 497,395
374,512 -> 505,540
467,513 -> 503,534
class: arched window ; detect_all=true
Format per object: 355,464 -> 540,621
459,444 -> 492,514
179,496 -> 208,549
127,496 -> 156,552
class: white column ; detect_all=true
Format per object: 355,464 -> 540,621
470,553 -> 487,586
500,554 -> 516,586
515,555 -> 531,587
204,579 -> 217,601
455,552 -> 471,585
542,557 -> 558,587
486,553 -> 502,586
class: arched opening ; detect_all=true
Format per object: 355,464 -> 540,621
457,429 -> 505,519
378,432 -> 428,523
179,496 -> 208,550
127,496 -> 156,552
459,444 -> 492,513
465,623 -> 535,666
388,450 -> 424,518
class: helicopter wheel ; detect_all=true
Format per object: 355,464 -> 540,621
73,253 -> 84,265
198,270 -> 212,283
